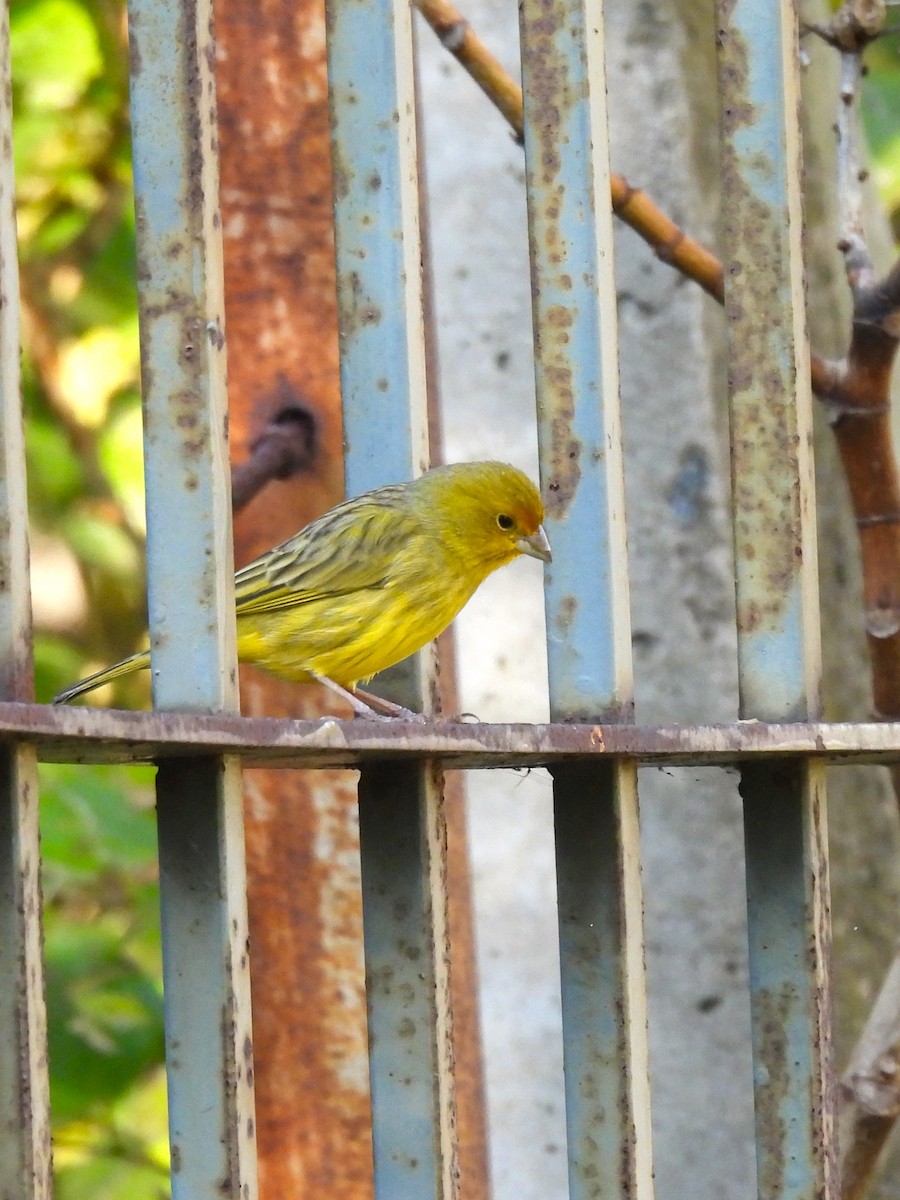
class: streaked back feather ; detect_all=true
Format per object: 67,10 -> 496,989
233,486 -> 423,616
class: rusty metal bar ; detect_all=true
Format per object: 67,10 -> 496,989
357,763 -> 451,1196
718,3 -> 836,1197
11,705 -> 900,767
518,0 -> 652,1195
126,0 -> 257,1195
326,2 -> 456,1197
0,6 -> 52,1193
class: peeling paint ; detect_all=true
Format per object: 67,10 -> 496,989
717,5 -> 819,724
520,0 -> 631,727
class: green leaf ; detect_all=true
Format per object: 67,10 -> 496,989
861,57 -> 900,218
34,635 -> 86,704
25,418 -> 86,512
98,396 -> 146,533
56,1148 -> 168,1200
59,511 -> 142,580
44,920 -> 164,1122
41,763 -> 163,1126
11,0 -> 103,106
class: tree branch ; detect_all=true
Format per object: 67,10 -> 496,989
414,0 -> 726,303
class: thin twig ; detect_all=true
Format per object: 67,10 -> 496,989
414,0 -> 726,303
414,0 -> 525,139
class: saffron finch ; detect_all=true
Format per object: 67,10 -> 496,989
53,460 -> 551,718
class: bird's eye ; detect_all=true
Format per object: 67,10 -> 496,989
497,514 -> 514,530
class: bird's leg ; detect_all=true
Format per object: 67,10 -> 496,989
351,684 -> 426,723
312,674 -> 425,722
312,673 -> 384,718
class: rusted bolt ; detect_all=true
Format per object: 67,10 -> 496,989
230,379 -> 318,512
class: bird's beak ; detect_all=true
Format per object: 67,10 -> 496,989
517,525 -> 552,563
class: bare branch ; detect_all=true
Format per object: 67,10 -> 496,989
806,0 -> 887,51
413,0 -> 525,140
839,943 -> 900,1200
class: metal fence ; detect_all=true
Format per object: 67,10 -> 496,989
0,0 -> 886,1196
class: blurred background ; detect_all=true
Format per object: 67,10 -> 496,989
17,0 -> 900,1197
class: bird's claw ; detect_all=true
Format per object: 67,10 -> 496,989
353,705 -> 426,723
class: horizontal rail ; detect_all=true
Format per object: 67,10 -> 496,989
10,705 -> 900,767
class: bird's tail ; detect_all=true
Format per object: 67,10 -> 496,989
52,650 -> 151,705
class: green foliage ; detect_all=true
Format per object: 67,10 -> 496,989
40,763 -> 167,1198
12,0 -> 144,704
860,35 -> 900,239
11,0 -> 166,1192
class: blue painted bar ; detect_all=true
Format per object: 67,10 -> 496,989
519,0 -> 631,721
326,3 -> 455,1199
326,0 -> 429,499
0,7 -> 52,1194
518,0 -> 653,1196
327,0 -> 431,716
718,0 -> 819,724
358,764 -> 448,1198
127,0 -> 258,1196
717,2 -> 836,1197
741,763 -> 834,1199
128,0 -> 237,715
155,757 -> 257,1199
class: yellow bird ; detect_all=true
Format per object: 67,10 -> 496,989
53,460 -> 551,718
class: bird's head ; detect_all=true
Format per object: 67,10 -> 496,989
417,461 -> 551,570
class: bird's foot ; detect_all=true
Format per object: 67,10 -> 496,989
351,685 -> 427,723
313,674 -> 427,722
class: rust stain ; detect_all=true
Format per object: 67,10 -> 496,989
718,21 -> 802,635
211,0 -> 385,1187
519,0 -> 583,516
221,991 -> 242,1198
555,593 -> 578,637
329,142 -> 352,203
182,0 -> 206,224
753,986 -> 792,1197
336,270 -> 383,337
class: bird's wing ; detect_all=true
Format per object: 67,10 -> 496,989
233,494 -> 423,617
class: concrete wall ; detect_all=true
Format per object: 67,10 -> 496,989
418,1 -> 900,1197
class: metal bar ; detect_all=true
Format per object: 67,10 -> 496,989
358,763 -> 454,1197
14,705 -> 900,764
518,0 -> 652,1195
156,758 -> 255,1198
126,0 -> 257,1196
719,1 -> 820,724
717,3 -> 836,1196
0,5 -> 52,1193
741,762 -> 834,1198
128,0 -> 237,714
213,0 -> 381,1192
327,0 -> 434,717
0,750 -> 50,1200
16,707 -> 900,766
326,0 -> 429,502
552,762 -> 651,1200
326,3 -> 456,1198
